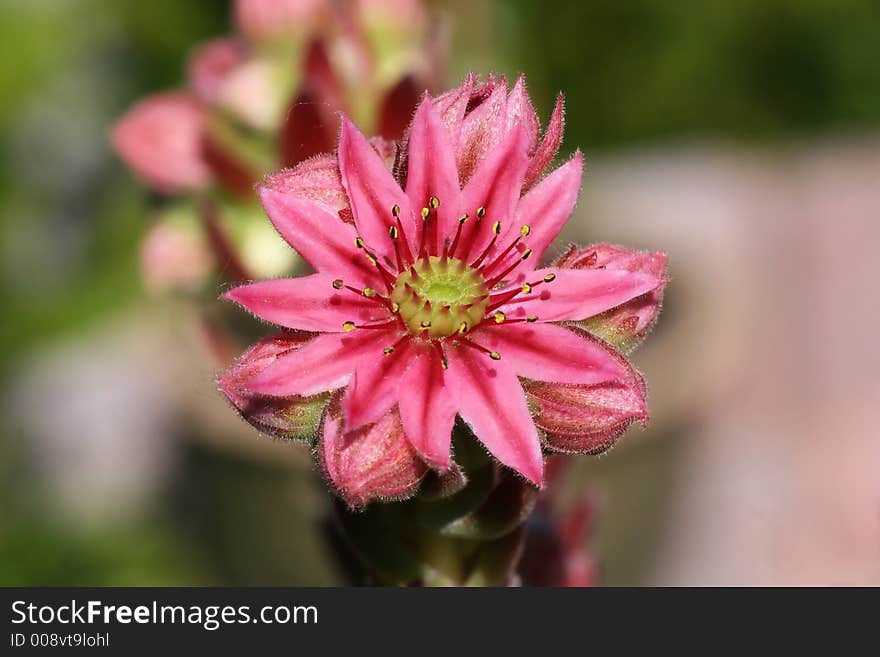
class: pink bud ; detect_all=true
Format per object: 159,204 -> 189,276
261,154 -> 350,218
111,92 -> 212,193
234,0 -> 328,42
557,243 -> 668,353
320,396 -> 428,508
524,330 -> 648,454
188,38 -> 245,104
140,210 -> 213,293
218,333 -> 330,441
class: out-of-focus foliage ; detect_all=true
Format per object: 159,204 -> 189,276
494,0 -> 880,148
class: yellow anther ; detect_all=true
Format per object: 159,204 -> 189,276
520,225 -> 531,236
332,279 -> 344,290
521,248 -> 533,260
492,220 -> 502,235
389,225 -> 399,239
494,311 -> 506,324
441,356 -> 449,370
366,253 -> 378,266
390,302 -> 400,313
489,351 -> 501,361
343,321 -> 356,332
543,273 -> 556,283
526,315 -> 538,323
354,237 -> 365,249
522,283 -> 533,294
458,321 -> 469,334
429,196 -> 440,209
421,207 -> 430,220
383,347 -> 395,355
476,207 -> 486,219
459,214 -> 469,224
363,287 -> 376,298
420,320 -> 432,328
391,204 -> 400,217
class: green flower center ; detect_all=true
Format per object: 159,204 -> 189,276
391,256 -> 490,338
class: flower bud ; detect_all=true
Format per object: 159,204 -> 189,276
524,329 -> 648,454
320,396 -> 428,508
234,0 -> 328,43
556,243 -> 668,353
111,92 -> 212,193
218,333 -> 330,440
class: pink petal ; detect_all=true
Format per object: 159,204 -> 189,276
218,333 -> 330,440
343,338 -> 415,431
338,115 -> 416,259
398,345 -> 458,469
458,125 -> 530,262
248,327 -> 400,397
499,267 -> 662,323
222,274 -> 390,332
262,154 -> 350,217
111,92 -> 212,193
258,186 -> 383,288
469,322 -> 626,385
431,73 -> 474,146
188,38 -> 245,103
457,78 -> 508,184
524,337 -> 648,454
405,98 -> 462,253
524,93 -> 565,190
445,344 -> 543,486
515,152 -> 583,271
320,398 -> 427,508
506,75 -> 540,154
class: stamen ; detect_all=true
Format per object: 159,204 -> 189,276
420,207 -> 430,221
432,341 -> 449,370
494,311 -> 506,324
471,220 -> 502,269
391,204 -> 413,267
460,338 -> 501,361
520,225 -> 531,236
543,273 -> 556,282
429,196 -> 440,209
343,321 -> 356,332
355,237 -> 365,249
389,225 -> 398,239
391,204 -> 401,218
390,302 -> 400,313
363,287 -> 376,298
332,279 -> 344,290
447,213 -> 469,258
481,226 -> 531,276
383,347 -> 395,355
458,321 -> 469,334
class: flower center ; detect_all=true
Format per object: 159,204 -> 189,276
391,256 -> 490,338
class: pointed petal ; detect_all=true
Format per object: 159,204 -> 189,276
506,75 -> 540,153
111,92 -> 211,193
343,338 -> 415,431
524,93 -> 565,190
398,345 -> 458,469
459,125 -> 530,261
499,267 -> 662,323
218,333 -> 330,440
469,322 -> 627,385
248,327 -> 400,397
559,244 -> 669,353
445,344 -> 543,486
320,397 -> 427,508
432,73 -> 474,145
457,79 -> 508,183
258,186 -> 382,287
515,152 -> 583,271
405,98 -> 462,252
338,115 -> 415,259
222,274 -> 390,332
262,154 -> 349,217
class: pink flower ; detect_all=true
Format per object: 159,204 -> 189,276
221,75 -> 665,504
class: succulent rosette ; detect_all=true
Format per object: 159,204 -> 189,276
219,74 -> 668,508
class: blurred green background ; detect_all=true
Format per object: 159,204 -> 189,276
2,0 -> 879,586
